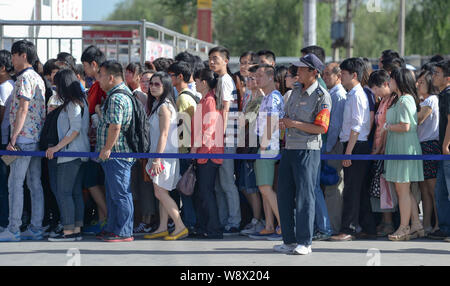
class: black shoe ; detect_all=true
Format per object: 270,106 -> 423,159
355,232 -> 377,240
428,230 -> 449,240
204,233 -> 223,239
48,232 -> 77,242
223,227 -> 240,236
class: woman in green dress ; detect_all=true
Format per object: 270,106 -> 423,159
383,68 -> 425,241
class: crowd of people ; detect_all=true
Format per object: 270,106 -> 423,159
0,39 -> 449,256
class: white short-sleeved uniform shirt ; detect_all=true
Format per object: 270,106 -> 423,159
0,79 -> 14,144
418,94 -> 439,142
217,73 -> 238,147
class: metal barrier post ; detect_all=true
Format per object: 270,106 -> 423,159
140,19 -> 147,65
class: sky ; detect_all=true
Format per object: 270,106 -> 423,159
82,0 -> 124,21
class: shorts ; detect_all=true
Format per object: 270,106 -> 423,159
254,149 -> 279,187
82,160 -> 105,189
237,160 -> 259,194
421,140 -> 441,180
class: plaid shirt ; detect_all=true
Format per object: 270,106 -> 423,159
96,82 -> 134,162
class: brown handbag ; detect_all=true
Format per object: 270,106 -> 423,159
176,162 -> 197,196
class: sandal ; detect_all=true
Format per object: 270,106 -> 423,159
409,222 -> 425,239
388,225 -> 411,241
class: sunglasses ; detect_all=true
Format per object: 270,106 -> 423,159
149,82 -> 162,88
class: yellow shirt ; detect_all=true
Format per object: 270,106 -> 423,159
176,89 -> 197,153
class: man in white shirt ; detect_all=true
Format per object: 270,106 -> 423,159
330,58 -> 376,241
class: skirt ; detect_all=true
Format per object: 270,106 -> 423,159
420,140 -> 441,180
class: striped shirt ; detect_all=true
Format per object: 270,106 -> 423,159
217,73 -> 239,148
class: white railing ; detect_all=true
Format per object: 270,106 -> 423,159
0,20 -> 216,64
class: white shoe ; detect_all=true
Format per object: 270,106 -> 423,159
240,218 -> 265,236
273,243 -> 297,254
293,245 -> 312,255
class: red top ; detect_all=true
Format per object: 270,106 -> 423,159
87,81 -> 107,115
191,90 -> 224,165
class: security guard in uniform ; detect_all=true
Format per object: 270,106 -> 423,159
274,54 -> 332,255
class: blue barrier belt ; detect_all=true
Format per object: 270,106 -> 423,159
0,150 -> 449,161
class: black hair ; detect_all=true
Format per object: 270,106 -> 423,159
301,45 -> 325,63
192,55 -> 205,77
54,69 -> 85,109
43,59 -> 59,77
421,62 -> 435,73
74,64 -> 86,81
153,57 -> 174,73
11,40 -> 38,65
175,51 -> 194,65
361,58 -> 373,87
381,50 -> 400,61
240,51 -> 257,64
100,60 -> 124,80
417,70 -> 439,95
126,62 -> 143,75
168,61 -> 192,83
389,67 -> 421,112
382,56 -> 405,72
275,65 -> 288,94
368,69 -> 390,88
0,50 -> 14,74
434,59 -> 450,77
33,59 -> 43,76
248,65 -> 259,73
288,64 -> 298,76
257,50 -> 276,64
81,45 -> 106,66
429,55 -> 444,63
194,68 -> 223,110
209,46 -> 230,61
147,71 -> 177,116
340,57 -> 365,83
141,69 -> 156,77
57,52 -> 76,71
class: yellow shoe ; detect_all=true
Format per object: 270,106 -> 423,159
164,228 -> 189,241
143,231 -> 169,239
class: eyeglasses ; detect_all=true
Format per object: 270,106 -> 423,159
149,82 -> 162,88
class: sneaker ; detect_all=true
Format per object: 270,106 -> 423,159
20,227 -> 44,241
48,232 -> 77,242
42,225 -> 51,237
133,222 -> 154,236
76,232 -> 83,241
96,230 -> 111,240
444,237 -> 450,243
273,243 -> 297,254
249,228 -> 275,240
428,229 -> 449,240
240,218 -> 265,236
293,244 -> 312,255
49,224 -> 64,238
103,234 -> 134,242
266,226 -> 283,241
223,227 -> 240,236
0,228 -> 20,242
0,226 -> 4,233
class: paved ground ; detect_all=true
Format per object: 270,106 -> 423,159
0,235 -> 448,266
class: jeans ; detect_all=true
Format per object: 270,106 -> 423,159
8,143 -> 44,233
180,159 -> 196,228
0,144 -> 9,227
101,159 -> 134,237
214,147 -> 241,229
194,160 -> 222,236
48,159 -> 84,231
435,160 -> 450,235
314,161 -> 333,236
277,149 -> 320,246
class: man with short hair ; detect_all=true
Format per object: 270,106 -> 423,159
429,59 -> 450,242
96,60 -> 135,242
168,61 -> 198,233
0,40 -> 46,242
209,46 -> 241,235
321,62 -> 347,235
257,50 -> 276,67
274,53 -> 331,255
330,58 -> 376,241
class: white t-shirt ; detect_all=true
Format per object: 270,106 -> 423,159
0,80 -> 14,145
418,95 -> 439,142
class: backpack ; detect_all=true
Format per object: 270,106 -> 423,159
39,103 -> 85,151
39,105 -> 64,151
104,88 -> 150,153
179,89 -> 200,104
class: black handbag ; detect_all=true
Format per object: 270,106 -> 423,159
177,162 -> 197,196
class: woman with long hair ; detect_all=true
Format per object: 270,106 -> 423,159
383,67 -> 424,241
143,72 -> 187,240
45,69 -> 90,241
